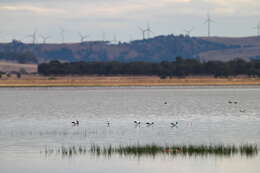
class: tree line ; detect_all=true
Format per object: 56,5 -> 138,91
0,51 -> 38,64
38,57 -> 260,77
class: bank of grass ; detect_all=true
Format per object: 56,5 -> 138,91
44,144 -> 258,158
1,75 -> 260,87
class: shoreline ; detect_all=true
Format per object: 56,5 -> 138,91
1,83 -> 260,88
0,75 -> 260,87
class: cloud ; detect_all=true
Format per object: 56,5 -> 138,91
1,0 -> 260,18
199,0 -> 260,16
0,0 -> 193,17
0,0 -> 260,42
207,0 -> 257,6
0,5 -> 65,15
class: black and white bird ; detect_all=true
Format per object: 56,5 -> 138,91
134,121 -> 141,125
106,121 -> 110,127
146,122 -> 154,126
170,122 -> 178,127
72,120 -> 79,126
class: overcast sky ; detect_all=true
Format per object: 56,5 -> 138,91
0,0 -> 260,43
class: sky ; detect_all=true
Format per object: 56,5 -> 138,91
0,0 -> 260,43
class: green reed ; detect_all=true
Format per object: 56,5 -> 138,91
44,144 -> 258,158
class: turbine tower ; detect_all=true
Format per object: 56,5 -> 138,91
60,27 -> 65,43
129,34 -> 133,42
112,34 -> 118,44
102,32 -> 106,41
205,13 -> 214,37
146,23 -> 153,39
138,26 -> 146,40
254,22 -> 260,36
78,32 -> 88,43
27,29 -> 37,44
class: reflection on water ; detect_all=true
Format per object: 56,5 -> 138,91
0,86 -> 260,173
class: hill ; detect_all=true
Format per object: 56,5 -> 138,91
0,35 -> 259,63
199,36 -> 260,61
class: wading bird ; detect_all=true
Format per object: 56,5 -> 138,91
72,120 -> 79,126
146,122 -> 154,126
171,122 -> 178,127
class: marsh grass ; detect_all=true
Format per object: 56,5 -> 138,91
44,144 -> 258,158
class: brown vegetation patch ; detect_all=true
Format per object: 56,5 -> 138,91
0,75 -> 260,87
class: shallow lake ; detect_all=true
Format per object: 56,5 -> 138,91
0,86 -> 260,173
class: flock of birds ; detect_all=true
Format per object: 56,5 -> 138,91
228,100 -> 246,113
71,120 -> 179,128
133,120 -> 178,127
71,100 -> 246,128
71,101 -> 179,128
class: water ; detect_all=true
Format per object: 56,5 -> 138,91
0,86 -> 260,173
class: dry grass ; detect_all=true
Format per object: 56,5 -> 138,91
0,61 -> 37,73
0,75 -> 260,87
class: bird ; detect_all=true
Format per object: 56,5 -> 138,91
134,121 -> 141,125
146,122 -> 154,126
171,122 -> 178,127
134,121 -> 141,128
228,101 -> 232,104
72,120 -> 79,126
240,109 -> 246,113
234,101 -> 238,104
164,102 -> 168,104
106,121 -> 110,127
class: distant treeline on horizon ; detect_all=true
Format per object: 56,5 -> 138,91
38,57 -> 260,77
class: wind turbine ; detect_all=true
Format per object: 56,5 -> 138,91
138,26 -> 147,40
40,34 -> 50,44
204,13 -> 214,37
253,22 -> 260,36
145,23 -> 153,39
27,29 -> 37,44
60,27 -> 65,43
184,27 -> 194,36
78,32 -> 88,43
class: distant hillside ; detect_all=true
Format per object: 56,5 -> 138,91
0,35 -> 260,63
199,36 -> 260,61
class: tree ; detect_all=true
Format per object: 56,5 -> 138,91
16,73 -> 21,78
37,58 -> 260,77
